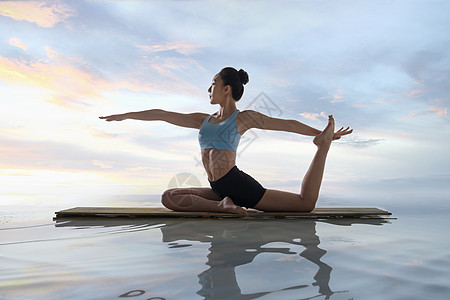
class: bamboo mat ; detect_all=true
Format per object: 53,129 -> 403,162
55,207 -> 392,219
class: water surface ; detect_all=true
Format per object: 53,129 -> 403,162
1,206 -> 450,299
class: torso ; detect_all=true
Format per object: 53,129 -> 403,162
201,148 -> 236,181
199,110 -> 248,181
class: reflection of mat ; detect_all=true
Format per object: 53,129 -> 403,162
55,207 -> 392,219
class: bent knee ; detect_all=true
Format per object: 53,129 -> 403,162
161,189 -> 177,210
298,204 -> 315,213
293,196 -> 316,212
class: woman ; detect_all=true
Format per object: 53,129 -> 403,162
100,67 -> 352,215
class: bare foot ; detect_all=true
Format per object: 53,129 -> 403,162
218,197 -> 249,216
313,115 -> 335,149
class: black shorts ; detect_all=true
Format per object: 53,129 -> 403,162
209,166 -> 267,208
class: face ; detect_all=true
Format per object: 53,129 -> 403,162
208,74 -> 228,105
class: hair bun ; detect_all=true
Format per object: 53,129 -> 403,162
238,69 -> 249,85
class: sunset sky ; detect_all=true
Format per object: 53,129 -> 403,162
1,0 -> 449,207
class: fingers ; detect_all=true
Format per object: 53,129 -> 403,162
332,126 -> 353,141
335,126 -> 351,134
99,115 -> 121,121
334,127 -> 352,134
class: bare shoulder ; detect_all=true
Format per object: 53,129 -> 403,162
238,109 -> 271,124
190,112 -> 210,120
160,111 -> 210,129
186,112 -> 210,128
237,110 -> 270,133
238,109 -> 266,120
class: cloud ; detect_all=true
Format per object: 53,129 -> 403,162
407,89 -> 425,99
318,86 -> 346,104
402,49 -> 450,103
298,111 -> 328,122
0,134 -> 157,173
402,105 -> 448,120
1,0 -> 449,200
8,37 -> 27,51
0,48 -> 112,109
0,1 -> 76,28
0,45 -> 187,110
92,160 -> 114,169
85,126 -> 121,140
339,136 -> 385,148
134,42 -> 208,97
125,54 -> 206,98
136,41 -> 203,56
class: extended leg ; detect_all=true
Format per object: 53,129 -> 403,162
300,116 -> 334,207
161,187 -> 248,215
254,115 -> 335,212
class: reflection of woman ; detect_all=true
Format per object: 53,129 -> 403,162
160,218 -> 386,299
160,219 -> 334,299
101,67 -> 352,215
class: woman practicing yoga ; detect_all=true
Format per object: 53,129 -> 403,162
100,67 -> 353,215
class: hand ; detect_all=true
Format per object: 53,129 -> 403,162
332,126 -> 353,140
99,114 -> 127,122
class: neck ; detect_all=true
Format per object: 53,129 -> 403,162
217,98 -> 237,118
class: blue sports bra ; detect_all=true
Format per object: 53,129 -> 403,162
198,110 -> 241,152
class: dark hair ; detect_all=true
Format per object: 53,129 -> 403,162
219,67 -> 249,101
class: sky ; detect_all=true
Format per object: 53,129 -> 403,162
0,0 -> 449,208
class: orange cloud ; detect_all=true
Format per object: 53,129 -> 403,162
0,48 -> 112,109
0,1 -> 76,28
1,34 -> 207,110
299,111 -> 328,122
0,47 -> 204,110
430,105 -> 448,117
8,37 -> 27,51
2,44 -> 183,110
407,89 -> 424,98
401,105 -> 448,120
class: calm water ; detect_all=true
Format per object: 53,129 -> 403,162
1,204 -> 450,300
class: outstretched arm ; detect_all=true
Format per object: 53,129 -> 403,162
239,110 -> 352,139
99,109 -> 209,129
